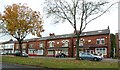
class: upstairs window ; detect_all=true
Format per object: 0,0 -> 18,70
29,44 -> 34,48
62,40 -> 69,47
49,41 -> 55,47
101,38 -> 105,44
39,43 -> 43,48
79,40 -> 83,46
96,38 -> 105,44
22,44 -> 26,49
16,44 -> 19,49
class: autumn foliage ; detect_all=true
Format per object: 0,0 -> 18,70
0,3 -> 44,55
2,3 -> 44,37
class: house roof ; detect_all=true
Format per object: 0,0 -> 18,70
0,39 -> 15,44
9,28 -> 110,42
40,29 -> 110,40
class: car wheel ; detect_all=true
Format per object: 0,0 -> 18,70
93,57 -> 98,61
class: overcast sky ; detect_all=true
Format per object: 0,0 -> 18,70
0,0 -> 119,42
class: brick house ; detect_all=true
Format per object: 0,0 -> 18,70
14,28 -> 111,58
1,39 -> 15,54
116,33 -> 120,57
40,28 -> 111,58
41,33 -> 74,57
73,29 -> 111,58
14,40 -> 28,53
14,38 -> 45,56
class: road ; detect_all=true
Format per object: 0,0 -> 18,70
2,62 -> 37,68
1,62 -> 53,70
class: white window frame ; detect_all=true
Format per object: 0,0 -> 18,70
39,43 -> 43,48
48,50 -> 54,55
96,38 -> 105,45
95,48 -> 107,55
62,40 -> 69,47
37,50 -> 43,55
29,44 -> 34,48
49,41 -> 55,47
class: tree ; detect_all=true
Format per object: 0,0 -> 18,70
110,33 -> 116,58
44,0 -> 117,60
0,3 -> 44,56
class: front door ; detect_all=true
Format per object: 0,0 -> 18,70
90,50 -> 94,54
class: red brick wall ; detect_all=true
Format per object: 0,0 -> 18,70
14,34 -> 111,58
46,38 -> 71,48
116,33 -> 119,57
72,34 -> 111,57
73,35 -> 110,46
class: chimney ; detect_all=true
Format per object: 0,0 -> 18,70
49,33 -> 55,36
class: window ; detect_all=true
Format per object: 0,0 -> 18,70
22,44 -> 26,49
38,50 -> 43,55
28,49 -> 35,54
48,50 -> 54,55
101,38 -> 105,44
16,44 -> 19,49
62,40 -> 69,47
40,43 -> 43,48
49,41 -> 54,47
96,39 -> 100,44
61,49 -> 68,55
96,38 -> 105,44
79,40 -> 83,46
28,49 -> 33,54
9,45 -> 13,49
88,40 -> 91,42
95,48 -> 107,55
29,44 -> 34,48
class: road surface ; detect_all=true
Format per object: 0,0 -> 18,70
1,62 -> 53,70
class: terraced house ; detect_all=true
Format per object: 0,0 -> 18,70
14,28 -> 111,58
0,39 -> 14,54
116,33 -> 120,57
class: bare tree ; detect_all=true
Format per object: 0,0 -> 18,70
44,0 -> 118,60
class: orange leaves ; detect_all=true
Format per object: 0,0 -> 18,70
1,3 -> 44,39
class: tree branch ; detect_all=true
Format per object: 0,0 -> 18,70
55,1 -> 74,27
81,2 -> 118,31
79,0 -> 85,34
85,2 -> 118,27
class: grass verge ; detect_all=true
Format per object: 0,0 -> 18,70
2,56 -> 118,68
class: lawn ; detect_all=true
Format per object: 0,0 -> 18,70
2,56 -> 118,68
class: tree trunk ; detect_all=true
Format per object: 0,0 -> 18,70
76,34 -> 80,60
18,40 -> 22,56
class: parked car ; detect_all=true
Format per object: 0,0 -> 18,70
0,52 -> 6,55
56,53 -> 67,58
14,52 -> 28,57
79,53 -> 103,61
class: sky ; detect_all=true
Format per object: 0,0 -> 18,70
0,0 -> 119,42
